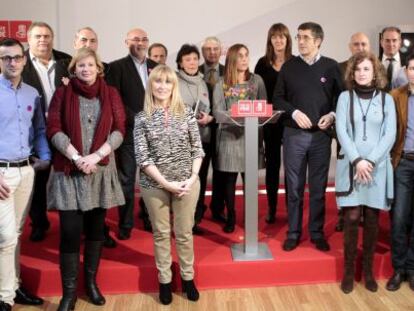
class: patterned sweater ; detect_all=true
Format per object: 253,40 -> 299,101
134,106 -> 205,189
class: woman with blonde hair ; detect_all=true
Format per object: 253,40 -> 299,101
47,47 -> 126,310
134,65 -> 204,305
335,51 -> 396,293
213,44 -> 267,233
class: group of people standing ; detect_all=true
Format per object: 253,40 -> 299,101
0,18 -> 413,311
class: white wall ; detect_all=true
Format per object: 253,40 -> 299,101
1,0 -> 413,67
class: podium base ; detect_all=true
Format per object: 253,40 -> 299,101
231,242 -> 274,261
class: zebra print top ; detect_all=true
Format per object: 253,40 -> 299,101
134,106 -> 205,189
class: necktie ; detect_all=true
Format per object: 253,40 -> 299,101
207,69 -> 217,86
386,57 -> 395,90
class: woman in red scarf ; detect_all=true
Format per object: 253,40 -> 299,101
47,47 -> 126,311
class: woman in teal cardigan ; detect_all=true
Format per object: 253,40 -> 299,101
335,51 -> 396,294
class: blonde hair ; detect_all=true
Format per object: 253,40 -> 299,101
144,65 -> 185,117
68,47 -> 104,77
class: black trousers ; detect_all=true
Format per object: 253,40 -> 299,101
116,142 -> 148,230
263,123 -> 284,211
29,168 -> 50,230
283,127 -> 331,240
195,142 -> 212,223
209,124 -> 225,216
59,208 -> 106,253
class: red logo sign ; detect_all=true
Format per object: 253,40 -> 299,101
0,20 -> 32,42
231,100 -> 272,117
0,21 -> 9,39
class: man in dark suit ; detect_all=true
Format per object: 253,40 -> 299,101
22,21 -> 70,242
106,28 -> 157,239
198,36 -> 226,224
380,26 -> 405,90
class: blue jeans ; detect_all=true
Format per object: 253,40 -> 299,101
391,158 -> 414,272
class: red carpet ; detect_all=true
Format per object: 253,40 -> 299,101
20,190 -> 393,296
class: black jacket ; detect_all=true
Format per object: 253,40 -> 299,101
106,55 -> 158,143
22,49 -> 71,115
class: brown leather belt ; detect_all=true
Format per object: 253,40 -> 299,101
0,159 -> 30,167
402,152 -> 414,161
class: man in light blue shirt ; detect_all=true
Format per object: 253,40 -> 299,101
0,38 -> 50,311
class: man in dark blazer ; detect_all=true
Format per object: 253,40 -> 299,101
380,26 -> 405,90
22,21 -> 70,243
106,28 -> 157,239
198,36 -> 226,225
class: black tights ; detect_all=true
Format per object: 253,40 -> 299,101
221,172 -> 245,213
59,208 -> 106,253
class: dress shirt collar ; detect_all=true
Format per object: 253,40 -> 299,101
130,54 -> 147,65
204,63 -> 219,72
0,74 -> 22,89
382,52 -> 400,63
299,52 -> 321,65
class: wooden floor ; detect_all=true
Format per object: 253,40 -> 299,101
14,281 -> 414,311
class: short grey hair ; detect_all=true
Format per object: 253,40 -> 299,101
201,36 -> 221,48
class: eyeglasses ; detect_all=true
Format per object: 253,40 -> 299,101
0,55 -> 24,63
295,35 -> 315,42
127,37 -> 149,43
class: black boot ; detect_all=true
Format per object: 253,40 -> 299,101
57,253 -> 79,311
159,282 -> 172,305
362,207 -> 379,292
103,224 -> 117,248
340,208 -> 359,294
84,241 -> 106,305
182,278 -> 199,301
223,208 -> 235,233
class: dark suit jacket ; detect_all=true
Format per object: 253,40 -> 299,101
199,63 -> 224,103
22,49 -> 71,115
106,55 -> 158,143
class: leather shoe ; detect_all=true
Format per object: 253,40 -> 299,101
29,227 -> 47,242
311,238 -> 330,251
212,213 -> 226,223
14,287 -> 43,305
192,225 -> 204,235
265,213 -> 276,224
0,301 -> 11,311
143,217 -> 152,232
282,238 -> 299,251
117,228 -> 131,240
223,223 -> 235,233
407,272 -> 414,291
386,271 -> 405,291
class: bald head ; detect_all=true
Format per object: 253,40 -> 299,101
349,32 -> 370,55
125,28 -> 149,61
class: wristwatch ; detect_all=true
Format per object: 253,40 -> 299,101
71,153 -> 81,162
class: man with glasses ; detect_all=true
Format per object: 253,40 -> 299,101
106,28 -> 157,239
198,36 -> 226,224
0,38 -> 50,311
274,22 -> 343,252
22,21 -> 70,243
